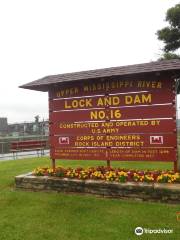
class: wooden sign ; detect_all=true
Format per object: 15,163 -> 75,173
51,148 -> 108,160
49,91 -> 174,111
50,134 -> 176,148
49,77 -> 175,99
50,119 -> 176,135
51,147 -> 176,162
50,104 -> 174,122
49,77 -> 177,162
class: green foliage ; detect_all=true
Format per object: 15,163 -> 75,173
157,27 -> 180,52
159,52 -> 180,60
157,4 -> 180,59
166,4 -> 180,28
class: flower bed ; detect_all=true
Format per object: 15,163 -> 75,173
33,166 -> 180,184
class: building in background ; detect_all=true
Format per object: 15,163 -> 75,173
0,117 -> 49,137
0,118 -> 8,136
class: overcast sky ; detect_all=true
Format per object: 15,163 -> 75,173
0,0 -> 180,123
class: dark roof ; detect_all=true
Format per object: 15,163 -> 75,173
20,59 -> 180,92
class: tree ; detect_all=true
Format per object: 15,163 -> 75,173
157,4 -> 180,59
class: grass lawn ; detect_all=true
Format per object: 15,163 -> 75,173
0,157 -> 179,240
